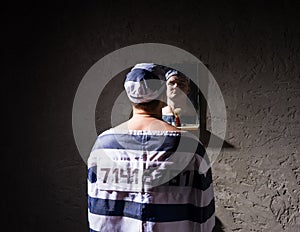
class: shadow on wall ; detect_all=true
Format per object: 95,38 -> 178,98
200,129 -> 235,149
214,216 -> 225,232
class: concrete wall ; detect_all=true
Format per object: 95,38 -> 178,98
5,1 -> 299,231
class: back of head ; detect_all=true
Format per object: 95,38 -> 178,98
124,63 -> 167,104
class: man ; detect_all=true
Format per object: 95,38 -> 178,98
162,69 -> 198,127
87,63 -> 215,231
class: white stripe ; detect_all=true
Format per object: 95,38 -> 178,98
88,149 -> 210,173
88,150 -> 211,192
88,212 -> 215,232
88,212 -> 142,232
88,149 -> 210,192
88,181 -> 214,208
124,80 -> 165,104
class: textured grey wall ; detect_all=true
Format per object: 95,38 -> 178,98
5,1 -> 299,231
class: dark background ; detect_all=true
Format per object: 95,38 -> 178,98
3,1 -> 299,231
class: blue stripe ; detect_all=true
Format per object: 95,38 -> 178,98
88,196 -> 215,223
92,133 -> 206,157
162,115 -> 175,124
88,166 -> 97,183
192,168 -> 212,190
92,133 -> 180,152
125,68 -> 160,82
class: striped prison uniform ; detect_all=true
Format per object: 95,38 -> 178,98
87,129 -> 215,232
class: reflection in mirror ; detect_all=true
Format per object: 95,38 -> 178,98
96,65 -> 204,138
162,68 -> 201,134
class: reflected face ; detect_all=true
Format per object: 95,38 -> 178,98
166,75 -> 189,99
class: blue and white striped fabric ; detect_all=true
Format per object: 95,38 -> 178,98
124,63 -> 167,104
165,69 -> 189,81
87,129 -> 215,232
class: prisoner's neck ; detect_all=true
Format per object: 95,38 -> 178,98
132,107 -> 162,120
127,107 -> 175,131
